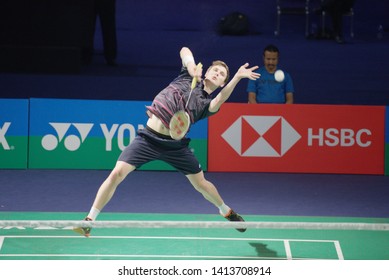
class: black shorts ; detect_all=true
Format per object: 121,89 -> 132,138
118,127 -> 202,175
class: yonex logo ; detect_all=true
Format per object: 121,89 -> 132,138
0,122 -> 11,150
42,123 -> 94,151
222,116 -> 301,157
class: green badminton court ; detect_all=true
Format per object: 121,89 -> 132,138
0,212 -> 388,260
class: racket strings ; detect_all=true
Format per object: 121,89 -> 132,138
170,112 -> 189,136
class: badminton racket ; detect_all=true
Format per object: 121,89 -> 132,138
169,62 -> 202,140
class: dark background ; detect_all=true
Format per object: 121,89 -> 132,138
0,0 -> 388,105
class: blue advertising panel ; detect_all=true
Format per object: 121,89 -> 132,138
0,99 -> 29,168
29,98 -> 208,170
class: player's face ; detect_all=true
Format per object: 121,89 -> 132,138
205,65 -> 228,87
263,51 -> 279,73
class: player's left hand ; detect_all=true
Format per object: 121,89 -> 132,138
237,63 -> 260,80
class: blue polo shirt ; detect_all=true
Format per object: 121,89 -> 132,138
247,66 -> 294,103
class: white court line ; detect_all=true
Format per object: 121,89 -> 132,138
334,240 -> 345,260
284,240 -> 293,260
0,235 -> 343,260
0,237 -> 4,251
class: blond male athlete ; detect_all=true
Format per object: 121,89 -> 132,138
74,47 -> 260,236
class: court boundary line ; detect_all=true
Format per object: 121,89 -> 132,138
0,237 -> 4,251
334,241 -> 344,260
284,240 -> 292,260
0,235 -> 343,260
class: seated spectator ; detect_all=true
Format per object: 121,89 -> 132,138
247,44 -> 294,104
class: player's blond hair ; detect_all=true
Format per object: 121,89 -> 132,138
210,60 -> 230,84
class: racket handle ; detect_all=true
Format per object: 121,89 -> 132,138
191,62 -> 203,89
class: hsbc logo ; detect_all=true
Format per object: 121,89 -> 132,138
308,128 -> 372,147
210,104 -> 384,174
222,116 -> 301,157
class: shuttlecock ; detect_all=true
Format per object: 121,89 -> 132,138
274,69 -> 285,82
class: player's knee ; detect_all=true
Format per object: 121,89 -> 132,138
109,168 -> 127,184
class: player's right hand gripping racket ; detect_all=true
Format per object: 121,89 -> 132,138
169,62 -> 202,140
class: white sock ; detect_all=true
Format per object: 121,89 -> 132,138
218,203 -> 231,217
87,207 -> 100,220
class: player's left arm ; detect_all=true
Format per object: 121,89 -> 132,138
209,63 -> 260,112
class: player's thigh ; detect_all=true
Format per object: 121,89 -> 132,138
163,148 -> 202,175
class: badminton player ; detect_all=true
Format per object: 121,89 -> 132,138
74,47 -> 260,237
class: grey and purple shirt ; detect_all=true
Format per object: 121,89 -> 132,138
146,67 -> 217,128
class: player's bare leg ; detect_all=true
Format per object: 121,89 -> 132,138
73,161 -> 135,237
92,161 -> 136,210
186,171 -> 224,207
186,171 -> 246,232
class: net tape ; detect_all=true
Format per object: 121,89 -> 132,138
0,220 -> 389,231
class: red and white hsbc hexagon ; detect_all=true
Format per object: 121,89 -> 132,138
208,103 -> 385,174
